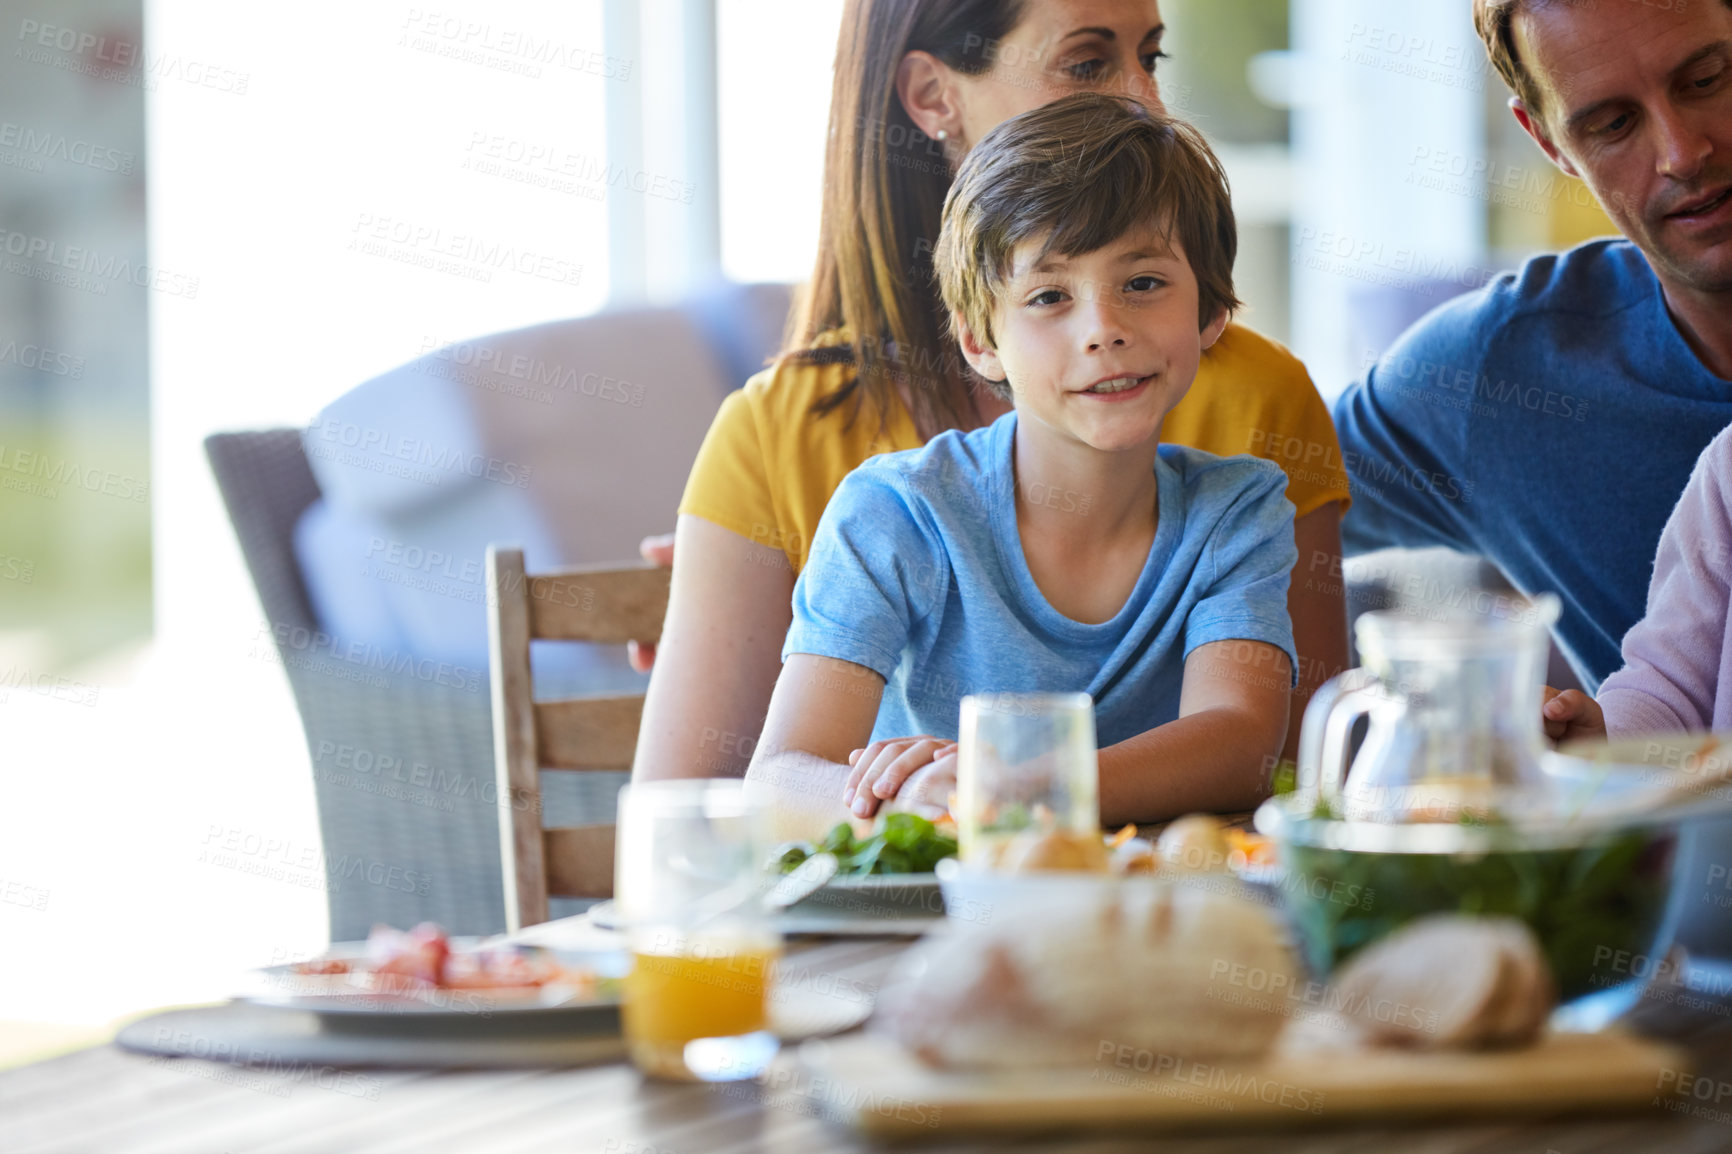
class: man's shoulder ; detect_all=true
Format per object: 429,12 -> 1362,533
1486,237 -> 1656,318
1342,238 -> 1661,418
1410,238 -> 1656,348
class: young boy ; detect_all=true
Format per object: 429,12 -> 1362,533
745,94 -> 1298,836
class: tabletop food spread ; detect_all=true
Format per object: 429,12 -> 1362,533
20,607 -> 1732,1153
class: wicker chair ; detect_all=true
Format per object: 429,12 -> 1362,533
202,288 -> 792,941
205,430 -> 612,939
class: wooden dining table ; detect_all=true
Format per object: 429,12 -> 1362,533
9,923 -> 1732,1153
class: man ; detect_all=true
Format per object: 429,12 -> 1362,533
1334,0 -> 1732,692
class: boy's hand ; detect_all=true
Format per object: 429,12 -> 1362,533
1543,686 -> 1607,745
842,736 -> 957,818
885,761 -> 957,821
879,762 -> 962,817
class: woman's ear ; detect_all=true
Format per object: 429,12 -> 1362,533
896,50 -> 963,144
1200,306 -> 1230,351
954,312 -> 1007,385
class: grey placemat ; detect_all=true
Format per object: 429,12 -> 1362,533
115,1003 -> 625,1069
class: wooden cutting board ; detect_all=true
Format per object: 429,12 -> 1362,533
790,1030 -> 1688,1138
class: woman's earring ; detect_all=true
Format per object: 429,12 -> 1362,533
936,129 -> 948,141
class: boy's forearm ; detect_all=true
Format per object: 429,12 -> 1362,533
743,748 -> 857,843
1096,709 -> 1281,826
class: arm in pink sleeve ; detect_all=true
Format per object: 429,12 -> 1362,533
1598,436 -> 1732,736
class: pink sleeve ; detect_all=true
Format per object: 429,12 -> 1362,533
1598,432 -> 1732,737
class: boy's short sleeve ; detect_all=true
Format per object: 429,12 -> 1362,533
784,467 -> 947,682
1184,461 -> 1300,686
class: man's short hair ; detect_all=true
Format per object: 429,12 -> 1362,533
1475,0 -> 1732,129
933,93 -> 1238,397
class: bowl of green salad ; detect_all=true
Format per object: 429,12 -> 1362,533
1254,755 -> 1692,1029
771,814 -> 958,919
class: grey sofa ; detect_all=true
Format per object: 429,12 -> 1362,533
207,284 -> 792,941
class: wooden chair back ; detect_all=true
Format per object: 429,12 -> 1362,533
486,545 -> 670,931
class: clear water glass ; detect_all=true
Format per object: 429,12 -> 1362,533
955,692 -> 1099,867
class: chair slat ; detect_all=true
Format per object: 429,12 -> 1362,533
488,547 -> 549,931
533,696 -> 645,771
489,548 -> 668,927
525,566 -> 670,644
543,824 -> 616,899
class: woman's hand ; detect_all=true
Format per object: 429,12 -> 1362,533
1542,687 -> 1607,745
842,736 -> 957,818
627,531 -> 677,673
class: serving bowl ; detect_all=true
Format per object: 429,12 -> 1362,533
1254,753 -> 1697,1029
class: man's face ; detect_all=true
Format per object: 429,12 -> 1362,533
1516,0 -> 1732,294
958,226 -> 1226,455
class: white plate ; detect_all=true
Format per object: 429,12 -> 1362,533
821,872 -> 941,888
799,871 -> 943,909
237,939 -> 628,1017
586,871 -> 947,937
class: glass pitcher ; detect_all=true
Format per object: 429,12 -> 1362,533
1297,593 -> 1562,822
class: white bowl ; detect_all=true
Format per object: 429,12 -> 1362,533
934,858 -> 1258,929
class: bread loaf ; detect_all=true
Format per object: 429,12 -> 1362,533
872,878 -> 1298,1069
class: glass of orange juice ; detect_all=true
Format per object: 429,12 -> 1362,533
613,780 -> 780,1081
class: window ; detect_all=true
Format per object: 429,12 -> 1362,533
716,0 -> 844,285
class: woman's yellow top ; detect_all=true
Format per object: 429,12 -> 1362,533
679,324 -> 1351,573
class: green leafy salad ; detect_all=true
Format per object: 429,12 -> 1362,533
775,814 -> 958,877
1284,801 -> 1678,1001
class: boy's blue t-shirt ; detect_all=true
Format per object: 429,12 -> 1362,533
784,412 -> 1298,746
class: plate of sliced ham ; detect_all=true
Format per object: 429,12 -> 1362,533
237,922 -> 627,1017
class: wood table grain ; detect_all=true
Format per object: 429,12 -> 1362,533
7,935 -> 1732,1154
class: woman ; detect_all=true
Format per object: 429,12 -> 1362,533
631,0 -> 1350,808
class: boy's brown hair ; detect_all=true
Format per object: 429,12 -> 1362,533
934,93 -> 1239,397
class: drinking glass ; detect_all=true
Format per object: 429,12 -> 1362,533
614,779 -> 780,1081
955,692 -> 1099,868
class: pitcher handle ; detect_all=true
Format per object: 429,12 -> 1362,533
1297,668 -> 1383,800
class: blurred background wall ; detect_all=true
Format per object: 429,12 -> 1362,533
0,0 -> 150,680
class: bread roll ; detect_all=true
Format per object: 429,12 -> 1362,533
996,829 -> 1111,873
873,878 -> 1298,1069
1155,814 -> 1231,873
1328,915 -> 1555,1049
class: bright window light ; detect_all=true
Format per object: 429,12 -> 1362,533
716,0 -> 843,285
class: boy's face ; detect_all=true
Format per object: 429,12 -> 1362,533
958,225 -> 1227,455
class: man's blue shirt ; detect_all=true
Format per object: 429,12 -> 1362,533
1334,238 -> 1732,690
784,412 -> 1298,745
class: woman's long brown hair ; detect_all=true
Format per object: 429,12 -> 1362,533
787,0 -> 1026,441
